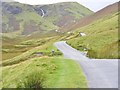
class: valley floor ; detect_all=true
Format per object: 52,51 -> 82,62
1,35 -> 87,88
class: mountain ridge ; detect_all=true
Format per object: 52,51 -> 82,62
59,2 -> 119,32
2,1 -> 93,36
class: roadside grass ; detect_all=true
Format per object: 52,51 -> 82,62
2,57 -> 87,88
67,12 -> 118,59
17,71 -> 44,88
45,57 -> 87,88
95,41 -> 119,59
2,33 -> 87,88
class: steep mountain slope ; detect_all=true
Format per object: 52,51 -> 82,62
2,1 -> 93,35
65,2 -> 119,59
60,2 -> 118,32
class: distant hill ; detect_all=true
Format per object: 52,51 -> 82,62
2,1 -> 93,35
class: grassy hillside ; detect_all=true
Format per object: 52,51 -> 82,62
2,1 -> 93,36
2,57 -> 87,88
59,2 -> 118,32
44,2 -> 92,22
15,11 -> 58,35
2,35 -> 61,62
67,12 -> 119,59
1,34 -> 87,88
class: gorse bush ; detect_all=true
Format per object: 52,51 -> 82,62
17,71 -> 45,88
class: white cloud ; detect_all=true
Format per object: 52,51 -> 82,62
78,0 -> 119,12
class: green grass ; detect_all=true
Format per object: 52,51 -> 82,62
2,31 -> 22,39
15,11 -> 58,31
17,68 -> 45,88
16,11 -> 42,23
2,57 -> 87,88
2,33 -> 87,88
65,2 -> 92,19
2,52 -> 22,60
2,35 -> 62,65
45,57 -> 87,88
67,12 -> 119,59
94,41 -> 119,59
2,11 -> 59,38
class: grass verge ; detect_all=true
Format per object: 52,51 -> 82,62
2,57 -> 87,88
67,12 -> 118,59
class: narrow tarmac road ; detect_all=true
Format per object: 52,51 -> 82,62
54,41 -> 118,88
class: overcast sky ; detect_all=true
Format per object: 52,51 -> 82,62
11,0 -> 119,12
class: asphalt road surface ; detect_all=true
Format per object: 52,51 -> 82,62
54,41 -> 118,88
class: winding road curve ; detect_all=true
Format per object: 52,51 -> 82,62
54,41 -> 118,88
